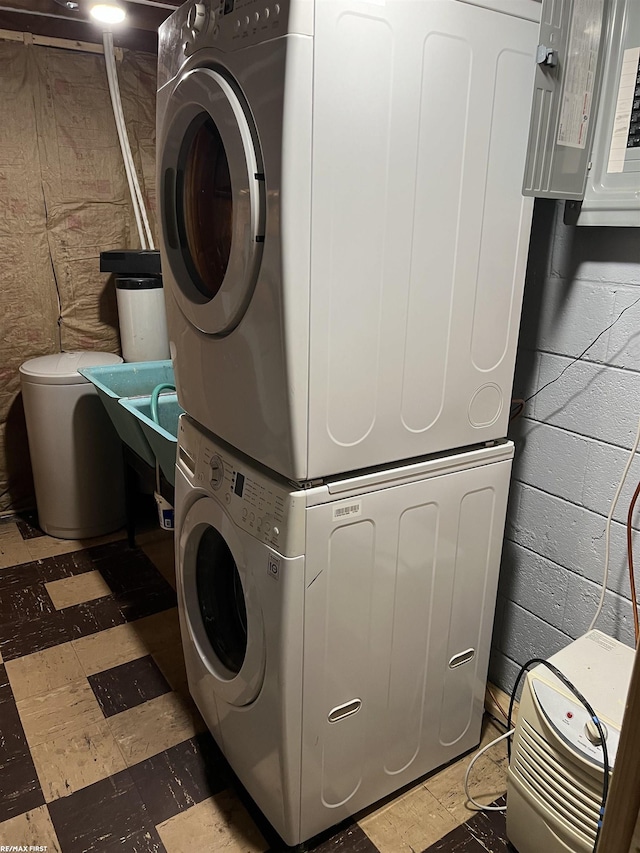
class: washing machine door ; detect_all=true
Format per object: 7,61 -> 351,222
179,496 -> 266,706
159,66 -> 265,335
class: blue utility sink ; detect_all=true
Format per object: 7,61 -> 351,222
119,394 -> 183,486
78,361 -> 175,467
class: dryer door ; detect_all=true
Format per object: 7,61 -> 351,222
179,496 -> 266,706
159,67 -> 265,335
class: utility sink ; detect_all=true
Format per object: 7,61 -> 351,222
78,360 -> 175,468
119,394 -> 183,486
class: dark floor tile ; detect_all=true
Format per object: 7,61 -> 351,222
14,511 -> 45,540
308,820 -> 381,853
62,595 -> 128,639
0,583 -> 56,627
128,732 -> 230,826
116,585 -> 178,623
466,798 -> 510,851
89,655 -> 172,718
421,822 -> 488,852
421,799 -> 510,853
48,769 -> 166,853
0,666 -> 45,822
0,610 -> 71,662
0,562 -> 46,594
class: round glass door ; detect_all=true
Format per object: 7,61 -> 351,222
196,526 -> 247,674
179,114 -> 233,301
179,498 -> 265,706
160,66 -> 265,335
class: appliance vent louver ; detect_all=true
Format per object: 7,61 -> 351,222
506,633 -> 634,853
512,719 -> 599,847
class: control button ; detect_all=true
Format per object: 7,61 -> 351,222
253,11 -> 260,23
242,508 -> 248,520
263,6 -> 269,18
584,719 -> 607,746
244,14 -> 250,27
249,512 -> 255,522
235,18 -> 241,29
274,2 -> 280,14
272,526 -> 280,536
225,493 -> 231,504
566,711 -> 573,720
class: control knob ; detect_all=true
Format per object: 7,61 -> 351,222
209,454 -> 224,490
584,719 -> 607,746
187,2 -> 206,34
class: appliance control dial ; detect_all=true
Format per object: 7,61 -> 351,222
584,719 -> 608,745
187,2 -> 206,34
209,454 -> 224,489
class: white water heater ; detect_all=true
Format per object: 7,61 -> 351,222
506,631 -> 635,853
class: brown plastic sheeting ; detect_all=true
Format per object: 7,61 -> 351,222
0,40 -> 158,513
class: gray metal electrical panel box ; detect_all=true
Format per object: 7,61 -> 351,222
524,0 -> 640,226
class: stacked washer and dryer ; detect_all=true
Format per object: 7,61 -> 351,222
156,0 -> 540,845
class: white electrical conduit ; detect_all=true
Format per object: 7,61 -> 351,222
589,412 -> 640,632
103,31 -> 155,250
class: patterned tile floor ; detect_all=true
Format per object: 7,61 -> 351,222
0,515 -> 514,853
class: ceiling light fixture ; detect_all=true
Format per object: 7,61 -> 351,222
89,3 -> 126,23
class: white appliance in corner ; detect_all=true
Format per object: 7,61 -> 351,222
507,631 -> 635,853
157,0 -> 539,482
174,415 -> 514,846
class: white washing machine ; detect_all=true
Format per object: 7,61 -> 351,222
175,414 -> 514,845
157,0 -> 539,482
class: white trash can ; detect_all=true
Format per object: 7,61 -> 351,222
20,352 -> 126,539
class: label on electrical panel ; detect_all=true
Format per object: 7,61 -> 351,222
556,0 -> 605,149
607,46 -> 640,173
332,500 -> 362,522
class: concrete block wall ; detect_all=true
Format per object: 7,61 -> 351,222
489,200 -> 640,694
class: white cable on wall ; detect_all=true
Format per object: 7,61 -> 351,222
589,412 -> 640,632
102,31 -> 155,250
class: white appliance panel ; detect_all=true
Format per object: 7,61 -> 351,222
299,457 -> 512,840
307,0 -> 537,477
174,416 -> 514,845
158,0 -> 539,481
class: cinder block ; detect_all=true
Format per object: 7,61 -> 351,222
550,215 -> 640,284
532,278 -> 614,362
604,286 -> 640,371
488,647 -> 523,698
499,539 -> 568,630
509,484 -> 603,582
499,600 -> 570,666
511,417 -> 589,505
561,572 -> 637,648
532,354 -> 640,447
582,439 -> 640,528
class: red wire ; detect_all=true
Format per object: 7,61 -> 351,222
626,480 -> 640,647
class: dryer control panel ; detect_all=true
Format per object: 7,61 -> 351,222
179,0 -> 312,57
177,416 -> 306,556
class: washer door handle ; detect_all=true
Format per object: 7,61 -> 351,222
328,698 -> 362,723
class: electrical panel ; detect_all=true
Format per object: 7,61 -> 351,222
524,0 -> 640,226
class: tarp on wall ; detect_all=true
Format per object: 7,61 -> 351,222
0,40 -> 158,513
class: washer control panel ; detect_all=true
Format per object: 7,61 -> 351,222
181,0 -> 291,56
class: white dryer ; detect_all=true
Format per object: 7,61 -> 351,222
175,414 -> 514,845
157,0 -> 539,482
